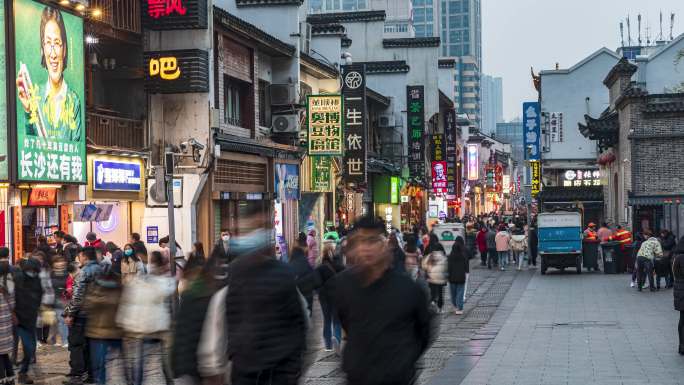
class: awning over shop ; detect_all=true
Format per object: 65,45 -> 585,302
628,196 -> 684,206
215,133 -> 302,159
538,186 -> 603,203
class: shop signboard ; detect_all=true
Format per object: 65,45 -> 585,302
431,134 -> 444,162
406,86 -> 425,178
549,112 -> 564,142
523,102 -> 541,161
444,110 -> 457,196
0,0 -> 7,180
13,206 -> 21,261
562,169 -> 601,187
390,176 -> 400,204
275,163 -> 299,200
143,0 -> 208,30
467,144 -> 479,180
431,161 -> 447,193
144,49 -> 209,94
341,64 -> 367,184
93,160 -> 142,192
27,188 -> 56,206
307,95 -> 343,156
13,0 -> 86,183
310,156 -> 332,192
531,160 -> 541,198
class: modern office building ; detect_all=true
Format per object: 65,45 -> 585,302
481,75 -> 503,135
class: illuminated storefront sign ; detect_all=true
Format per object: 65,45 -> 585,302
142,0 -> 208,30
531,161 -> 541,198
93,160 -> 142,192
27,188 -> 56,207
432,161 -> 447,193
523,102 -> 541,161
307,95 -> 343,155
144,50 -> 209,94
390,176 -> 400,204
406,86 -> 425,178
467,144 -> 479,180
563,169 -> 601,187
342,64 -> 367,183
503,175 -> 511,194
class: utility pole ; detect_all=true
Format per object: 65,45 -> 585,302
165,152 -> 177,278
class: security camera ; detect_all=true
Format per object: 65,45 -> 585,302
188,138 -> 205,151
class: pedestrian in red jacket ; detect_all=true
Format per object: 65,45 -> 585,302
476,226 -> 488,266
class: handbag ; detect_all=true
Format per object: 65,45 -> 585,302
40,306 -> 57,326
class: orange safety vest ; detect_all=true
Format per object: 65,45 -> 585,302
610,230 -> 632,249
584,229 -> 598,241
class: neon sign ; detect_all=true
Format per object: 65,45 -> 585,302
149,57 -> 181,80
147,0 -> 187,19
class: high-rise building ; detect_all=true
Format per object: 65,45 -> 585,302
495,121 -> 524,166
412,0 -> 482,127
481,75 -> 503,135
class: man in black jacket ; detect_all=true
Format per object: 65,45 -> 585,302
226,213 -> 306,385
211,229 -> 235,264
15,258 -> 43,384
330,216 -> 433,385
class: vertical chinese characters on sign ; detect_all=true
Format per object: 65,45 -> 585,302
467,144 -> 479,180
310,156 -> 332,192
431,161 -> 447,193
444,110 -> 457,197
550,112 -> 563,143
406,86 -> 425,179
14,0 -> 86,183
307,95 -> 343,155
523,102 -> 541,161
530,161 -> 541,198
147,0 -> 187,19
342,65 -> 366,183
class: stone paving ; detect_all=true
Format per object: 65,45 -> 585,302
302,260 -> 528,385
456,270 -> 684,385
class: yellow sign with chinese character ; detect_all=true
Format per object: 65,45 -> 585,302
149,57 -> 181,80
307,95 -> 343,155
531,161 -> 541,198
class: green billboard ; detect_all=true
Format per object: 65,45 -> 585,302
14,0 -> 85,183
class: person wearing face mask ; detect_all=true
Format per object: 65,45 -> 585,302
226,210 -> 308,385
211,230 -> 235,264
14,258 -> 43,384
120,244 -> 145,285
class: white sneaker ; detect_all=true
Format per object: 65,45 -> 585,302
62,343 -> 69,348
630,281 -> 635,288
454,310 -> 463,315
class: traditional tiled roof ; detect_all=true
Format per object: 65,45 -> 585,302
438,58 -> 456,68
578,110 -> 619,151
307,10 -> 386,24
382,37 -> 440,48
341,36 -> 352,48
603,57 -> 637,86
311,23 -> 345,36
354,60 -> 410,74
300,52 -> 339,79
614,85 -> 649,108
644,101 -> 684,114
539,186 -> 604,203
213,7 -> 295,57
235,0 -> 303,5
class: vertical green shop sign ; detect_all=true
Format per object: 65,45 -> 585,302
310,156 -> 332,192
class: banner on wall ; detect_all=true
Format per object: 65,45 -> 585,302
14,0 -> 86,183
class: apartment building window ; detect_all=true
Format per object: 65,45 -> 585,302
224,75 -> 253,128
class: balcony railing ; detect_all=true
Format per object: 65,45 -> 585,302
90,0 -> 141,34
87,112 -> 146,151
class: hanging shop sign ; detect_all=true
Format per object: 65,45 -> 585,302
13,206 -> 22,261
0,0 -> 7,180
431,161 -> 447,193
485,166 -> 495,190
495,165 -> 503,193
431,134 -> 445,162
390,176 -> 400,204
14,0 -> 86,183
143,0 -> 208,30
562,169 -> 601,187
27,188 -> 57,207
275,163 -> 300,200
444,110 -> 457,196
144,49 -> 209,94
307,95 -> 343,155
341,64 -> 367,183
93,160 -> 142,192
523,102 -> 541,161
549,112 -> 564,143
467,144 -> 479,180
503,175 -> 511,194
531,161 -> 541,198
406,86 -> 425,178
310,156 -> 332,192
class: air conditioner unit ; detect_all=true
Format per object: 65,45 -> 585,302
269,84 -> 297,106
147,178 -> 183,207
271,114 -> 300,133
378,114 -> 396,127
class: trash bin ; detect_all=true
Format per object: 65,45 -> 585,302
583,241 -> 599,271
601,241 -> 620,274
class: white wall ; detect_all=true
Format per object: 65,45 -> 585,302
644,35 -> 684,93
540,50 -> 619,161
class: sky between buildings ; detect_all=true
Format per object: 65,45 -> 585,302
483,0 -> 684,121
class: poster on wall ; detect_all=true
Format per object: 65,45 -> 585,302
13,0 -> 86,183
275,163 -> 300,200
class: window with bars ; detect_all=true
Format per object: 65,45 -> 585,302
223,75 -> 254,130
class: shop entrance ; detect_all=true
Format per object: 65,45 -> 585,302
219,198 -> 270,236
22,207 -> 59,254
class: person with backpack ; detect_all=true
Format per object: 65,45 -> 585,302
422,233 -> 448,312
510,223 -> 528,271
495,225 -> 512,271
